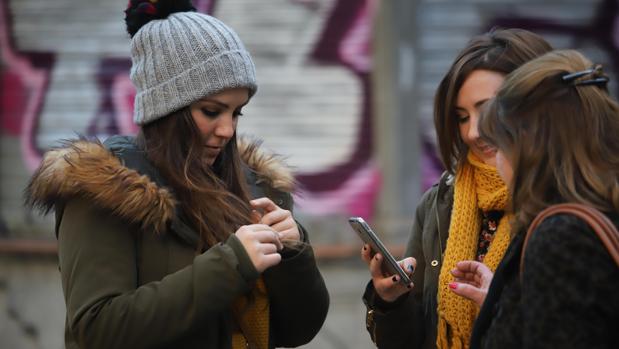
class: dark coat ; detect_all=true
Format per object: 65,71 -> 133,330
363,173 -> 453,349
26,135 -> 329,349
471,212 -> 619,349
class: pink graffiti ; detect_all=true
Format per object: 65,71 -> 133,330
295,161 -> 381,220
0,0 -> 54,171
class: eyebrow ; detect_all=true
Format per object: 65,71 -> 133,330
199,98 -> 249,109
200,98 -> 229,108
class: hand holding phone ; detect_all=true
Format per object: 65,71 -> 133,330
349,217 -> 412,285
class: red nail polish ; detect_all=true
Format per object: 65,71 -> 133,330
392,276 -> 398,282
449,282 -> 458,290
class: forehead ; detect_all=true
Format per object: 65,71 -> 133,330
456,70 -> 505,108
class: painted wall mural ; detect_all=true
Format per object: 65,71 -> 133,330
0,0 -> 379,238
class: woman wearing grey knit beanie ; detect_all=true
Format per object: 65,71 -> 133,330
24,1 -> 329,348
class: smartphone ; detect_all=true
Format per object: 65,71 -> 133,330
348,217 -> 412,285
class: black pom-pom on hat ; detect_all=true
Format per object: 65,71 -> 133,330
125,0 -> 196,38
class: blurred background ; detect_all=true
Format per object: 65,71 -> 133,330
1,0 -> 616,348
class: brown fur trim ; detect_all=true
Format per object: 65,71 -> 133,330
25,140 -> 176,233
237,135 -> 296,193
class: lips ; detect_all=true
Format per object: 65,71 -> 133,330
477,143 -> 496,155
205,146 -> 222,157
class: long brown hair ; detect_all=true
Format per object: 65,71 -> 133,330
480,49 -> 619,233
434,28 -> 553,173
137,108 -> 253,250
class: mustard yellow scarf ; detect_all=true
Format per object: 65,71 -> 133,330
436,152 -> 512,349
232,277 -> 269,349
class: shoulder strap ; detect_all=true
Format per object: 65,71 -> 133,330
520,203 -> 619,278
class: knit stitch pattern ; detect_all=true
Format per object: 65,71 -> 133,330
436,152 -> 512,349
130,12 -> 257,125
232,277 -> 270,349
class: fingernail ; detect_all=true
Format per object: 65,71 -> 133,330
449,282 -> 458,290
408,265 -> 414,273
392,276 -> 398,282
407,283 -> 412,289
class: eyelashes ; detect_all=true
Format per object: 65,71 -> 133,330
200,108 -> 244,118
201,108 -> 219,118
457,115 -> 469,123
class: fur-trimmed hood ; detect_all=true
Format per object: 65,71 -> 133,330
25,136 -> 295,233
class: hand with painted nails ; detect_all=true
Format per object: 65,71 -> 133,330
449,260 -> 494,307
361,244 -> 416,302
250,197 -> 301,242
235,224 -> 283,273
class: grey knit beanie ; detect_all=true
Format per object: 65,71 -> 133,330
127,8 -> 257,125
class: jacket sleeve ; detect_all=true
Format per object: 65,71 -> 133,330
58,198 -> 259,349
362,187 -> 436,349
263,222 -> 330,347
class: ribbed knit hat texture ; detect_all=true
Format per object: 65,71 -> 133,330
129,12 -> 257,125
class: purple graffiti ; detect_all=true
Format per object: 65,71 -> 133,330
293,0 -> 381,219
2,0 -> 380,219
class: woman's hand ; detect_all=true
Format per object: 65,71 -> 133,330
361,244 -> 415,303
235,224 -> 283,273
250,197 -> 300,242
449,260 -> 494,307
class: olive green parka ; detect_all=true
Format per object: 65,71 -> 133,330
26,135 -> 329,349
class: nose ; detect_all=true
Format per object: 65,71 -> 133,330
468,113 -> 480,141
214,113 -> 236,139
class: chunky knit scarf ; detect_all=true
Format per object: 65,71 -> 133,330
436,152 -> 512,349
232,277 -> 269,349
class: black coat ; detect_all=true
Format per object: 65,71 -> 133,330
471,213 -> 619,349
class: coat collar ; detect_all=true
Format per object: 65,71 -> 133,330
25,135 -> 294,234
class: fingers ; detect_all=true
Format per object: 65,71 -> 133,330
235,225 -> 284,273
250,197 -> 279,213
250,198 -> 299,241
261,251 -> 282,267
269,219 -> 293,234
361,248 -> 414,302
448,282 -> 485,307
251,229 -> 284,251
360,244 -> 373,264
260,209 -> 291,227
452,260 -> 493,286
237,224 -> 283,252
398,257 -> 417,276
250,210 -> 262,224
368,253 -> 386,279
454,260 -> 491,275
372,270 -> 414,303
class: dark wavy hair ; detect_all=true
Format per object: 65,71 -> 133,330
137,108 -> 253,250
434,28 -> 553,173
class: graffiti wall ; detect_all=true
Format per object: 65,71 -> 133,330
0,0 -> 379,242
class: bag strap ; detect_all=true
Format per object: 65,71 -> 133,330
520,203 -> 619,278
